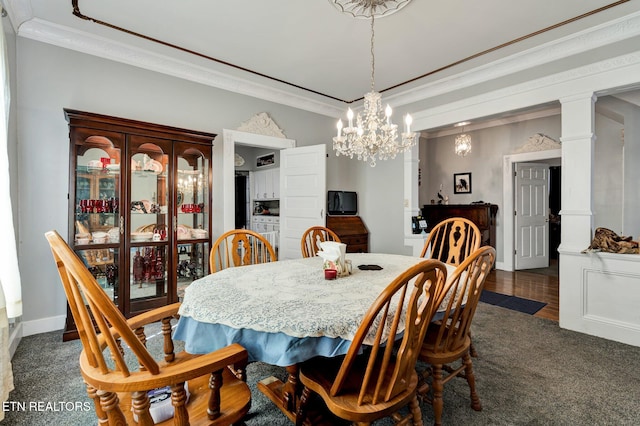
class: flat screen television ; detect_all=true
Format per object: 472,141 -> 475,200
327,190 -> 358,215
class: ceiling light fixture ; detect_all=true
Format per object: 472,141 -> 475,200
454,121 -> 472,157
330,0 -> 412,18
331,0 -> 417,167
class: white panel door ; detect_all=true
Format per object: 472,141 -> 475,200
515,162 -> 549,269
279,144 -> 327,260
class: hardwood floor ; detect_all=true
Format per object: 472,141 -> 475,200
484,259 -> 559,321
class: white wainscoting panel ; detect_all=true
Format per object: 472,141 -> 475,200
560,250 -> 640,347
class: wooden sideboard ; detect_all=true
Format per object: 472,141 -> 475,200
326,215 -> 369,253
421,204 -> 498,249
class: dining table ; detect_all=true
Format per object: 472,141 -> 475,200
174,252 -> 456,422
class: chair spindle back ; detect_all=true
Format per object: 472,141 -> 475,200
210,229 -> 277,273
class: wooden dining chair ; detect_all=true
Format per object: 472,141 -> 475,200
420,217 -> 481,266
421,217 -> 483,358
300,225 -> 342,258
295,259 -> 449,426
45,230 -> 251,426
209,229 -> 277,273
417,246 -> 495,426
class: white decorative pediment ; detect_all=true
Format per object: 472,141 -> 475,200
237,113 -> 287,138
515,133 -> 561,153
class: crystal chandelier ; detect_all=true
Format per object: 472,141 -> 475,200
455,134 -> 472,156
454,122 -> 472,156
331,0 -> 417,167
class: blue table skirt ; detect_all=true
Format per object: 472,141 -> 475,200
174,312 -> 446,367
174,316 -> 354,367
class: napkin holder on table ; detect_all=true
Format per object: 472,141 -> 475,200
317,241 -> 348,277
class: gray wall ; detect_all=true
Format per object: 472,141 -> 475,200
14,36 -> 403,329
417,101 -> 637,263
594,96 -> 640,236
15,38 -> 344,327
420,115 -> 562,262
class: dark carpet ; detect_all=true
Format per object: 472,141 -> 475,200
480,289 -> 547,315
5,302 -> 640,425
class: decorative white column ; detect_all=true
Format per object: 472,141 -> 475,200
559,92 -> 596,252
404,138 -> 427,256
558,92 -> 596,332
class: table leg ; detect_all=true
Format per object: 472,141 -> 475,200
257,364 -> 300,422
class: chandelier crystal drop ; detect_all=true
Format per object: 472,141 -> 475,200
332,1 -> 417,167
455,133 -> 472,156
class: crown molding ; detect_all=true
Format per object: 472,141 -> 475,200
424,106 -> 561,138
12,9 -> 640,118
3,0 -> 33,33
412,49 -> 640,129
386,11 -> 640,107
17,18 -> 344,118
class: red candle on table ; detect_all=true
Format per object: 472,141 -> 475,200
324,269 -> 337,280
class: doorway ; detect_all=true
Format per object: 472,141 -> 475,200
213,129 -> 295,239
513,160 -> 561,270
234,172 -> 250,229
502,148 -> 561,272
549,166 -> 561,260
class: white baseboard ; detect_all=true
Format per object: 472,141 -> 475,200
21,314 -> 65,337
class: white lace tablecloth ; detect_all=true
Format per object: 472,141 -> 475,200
178,253 -> 453,343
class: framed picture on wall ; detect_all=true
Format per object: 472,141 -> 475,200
256,152 -> 275,168
454,172 -> 472,194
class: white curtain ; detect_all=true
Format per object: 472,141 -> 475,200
0,282 -> 13,422
0,14 -> 20,420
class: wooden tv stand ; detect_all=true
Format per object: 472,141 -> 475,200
326,215 -> 369,253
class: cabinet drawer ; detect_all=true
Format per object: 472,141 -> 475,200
346,244 -> 368,253
344,235 -> 368,245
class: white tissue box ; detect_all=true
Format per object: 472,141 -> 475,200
132,382 -> 190,423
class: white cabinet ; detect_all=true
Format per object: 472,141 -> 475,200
271,169 -> 280,199
252,168 -> 279,200
251,215 -> 280,233
254,171 -> 267,200
251,215 -> 280,250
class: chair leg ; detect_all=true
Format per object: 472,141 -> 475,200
431,365 -> 444,426
409,393 -> 424,426
469,330 -> 478,358
85,383 -> 108,425
97,390 -> 127,425
462,353 -> 482,411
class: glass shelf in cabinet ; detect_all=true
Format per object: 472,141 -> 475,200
77,167 -> 121,176
132,170 -> 166,177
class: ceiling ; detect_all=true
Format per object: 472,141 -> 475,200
4,0 -> 640,118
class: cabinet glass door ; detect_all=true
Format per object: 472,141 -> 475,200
76,248 -> 120,305
176,145 -> 210,296
128,136 -> 170,315
73,132 -> 123,307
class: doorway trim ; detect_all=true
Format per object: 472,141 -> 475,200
213,129 -> 295,239
502,148 -> 561,271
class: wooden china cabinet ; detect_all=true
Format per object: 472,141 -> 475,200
64,109 -> 215,340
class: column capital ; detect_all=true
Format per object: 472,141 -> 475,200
560,92 -> 597,104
